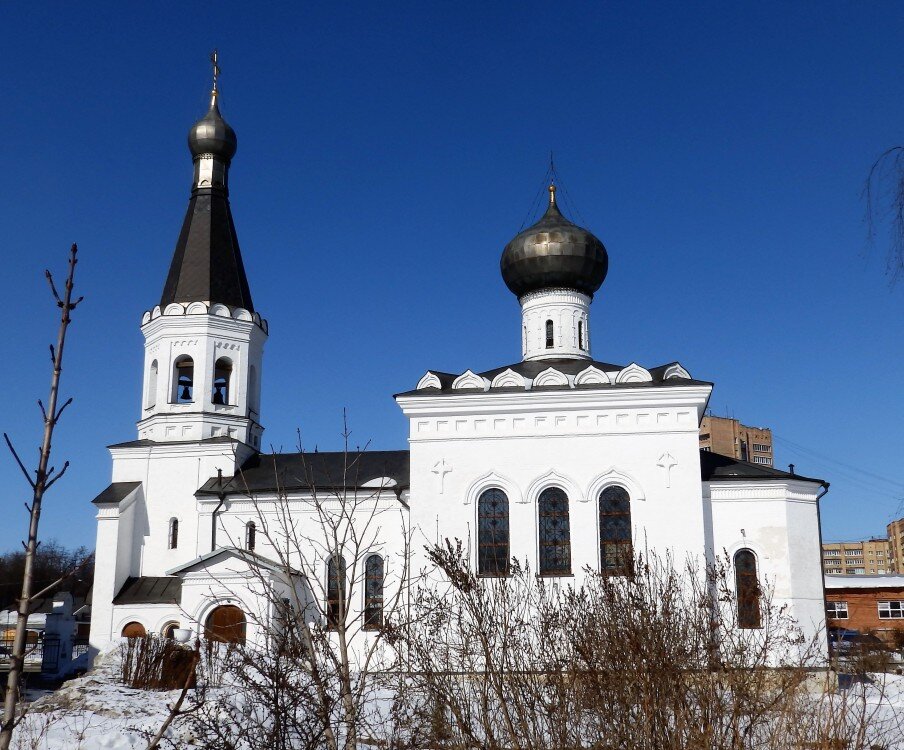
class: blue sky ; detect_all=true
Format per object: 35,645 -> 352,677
0,2 -> 901,553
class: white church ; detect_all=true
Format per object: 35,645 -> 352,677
88,77 -> 829,652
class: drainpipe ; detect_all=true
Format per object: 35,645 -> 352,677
813,481 -> 832,660
211,469 -> 227,552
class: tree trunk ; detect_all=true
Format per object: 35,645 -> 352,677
0,245 -> 81,750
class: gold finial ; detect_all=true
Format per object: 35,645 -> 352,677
548,183 -> 557,207
210,49 -> 220,95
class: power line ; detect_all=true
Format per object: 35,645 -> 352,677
773,434 -> 904,489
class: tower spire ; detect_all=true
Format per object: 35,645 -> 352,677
159,56 -> 253,311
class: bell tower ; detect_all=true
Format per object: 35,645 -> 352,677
137,57 -> 266,448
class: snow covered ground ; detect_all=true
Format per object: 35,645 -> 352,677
9,648 -> 904,749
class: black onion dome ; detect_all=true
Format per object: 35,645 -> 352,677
188,94 -> 237,161
501,186 -> 608,299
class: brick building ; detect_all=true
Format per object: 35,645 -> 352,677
699,415 -> 773,466
824,574 -> 904,645
822,538 -> 892,575
887,518 -> 904,574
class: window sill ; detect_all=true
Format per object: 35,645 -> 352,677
537,572 -> 574,578
477,572 -> 511,579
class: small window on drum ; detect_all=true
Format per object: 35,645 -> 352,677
578,320 -> 584,350
545,320 -> 554,349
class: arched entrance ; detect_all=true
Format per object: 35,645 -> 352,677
121,621 -> 146,638
204,605 -> 246,644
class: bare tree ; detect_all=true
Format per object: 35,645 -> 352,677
188,417 -> 412,750
1,245 -> 83,750
864,147 -> 904,284
392,539 -> 900,750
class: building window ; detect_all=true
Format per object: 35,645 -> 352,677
878,601 -> 904,619
538,487 -> 571,576
545,320 -> 554,349
146,360 -> 158,409
599,486 -> 632,576
326,555 -> 346,629
213,357 -> 232,405
168,518 -> 178,550
734,549 -> 761,629
578,320 -> 584,349
363,554 -> 384,630
826,601 -> 848,620
752,456 -> 771,465
753,443 -> 770,453
245,521 -> 256,551
121,621 -> 146,639
477,488 -> 509,576
173,356 -> 194,403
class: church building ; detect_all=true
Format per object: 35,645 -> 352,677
88,75 -> 829,651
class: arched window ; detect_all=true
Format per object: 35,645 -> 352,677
326,554 -> 346,630
545,319 -> 554,349
599,486 -> 632,576
245,521 -> 256,551
162,622 -> 178,639
168,518 -> 179,550
578,320 -> 584,350
538,487 -> 571,575
146,360 -> 158,408
477,488 -> 509,576
734,549 -> 761,629
121,621 -> 146,639
173,356 -> 194,403
204,605 -> 246,644
213,357 -> 232,405
363,554 -> 384,630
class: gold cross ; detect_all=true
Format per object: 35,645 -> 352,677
210,49 -> 220,92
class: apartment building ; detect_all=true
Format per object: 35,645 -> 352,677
822,538 -> 892,575
888,518 -> 904,574
699,415 -> 773,466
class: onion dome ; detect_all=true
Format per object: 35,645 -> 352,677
501,185 -> 608,299
188,92 -> 237,162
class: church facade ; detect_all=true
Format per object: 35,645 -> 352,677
88,79 -> 829,653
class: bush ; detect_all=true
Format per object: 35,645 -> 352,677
119,635 -> 195,690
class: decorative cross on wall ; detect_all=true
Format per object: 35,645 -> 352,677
432,459 -> 452,494
657,452 -> 678,488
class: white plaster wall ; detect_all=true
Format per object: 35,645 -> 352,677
707,480 -> 827,653
520,288 -> 591,361
400,386 -> 711,583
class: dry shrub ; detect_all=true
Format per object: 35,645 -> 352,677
119,636 -> 195,691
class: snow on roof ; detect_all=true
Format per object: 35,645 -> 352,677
825,574 -> 904,589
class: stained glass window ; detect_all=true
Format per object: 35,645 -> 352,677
327,554 -> 346,629
599,486 -> 632,576
478,489 -> 509,576
538,487 -> 570,575
734,549 -> 761,629
364,554 -> 384,630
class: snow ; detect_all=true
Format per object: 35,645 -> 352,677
11,646 -> 904,749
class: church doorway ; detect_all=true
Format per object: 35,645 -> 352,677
204,605 -> 246,644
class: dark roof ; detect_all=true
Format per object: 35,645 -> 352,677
160,187 -> 254,311
91,481 -> 141,505
699,450 -> 827,486
196,449 -> 410,497
500,188 -> 608,299
397,359 -> 711,397
113,577 -> 182,606
108,436 -> 239,449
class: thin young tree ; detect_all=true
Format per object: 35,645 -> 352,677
1,244 -> 83,750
